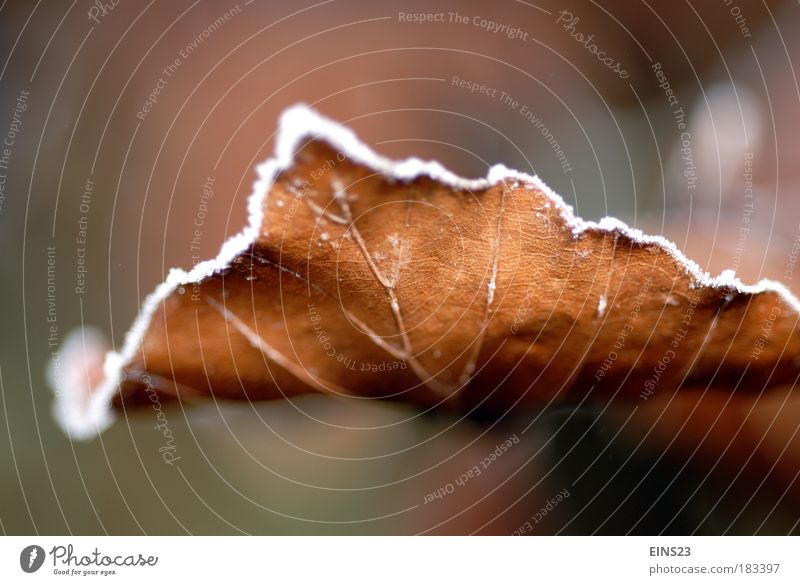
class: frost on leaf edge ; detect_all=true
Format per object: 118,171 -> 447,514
49,104 -> 800,439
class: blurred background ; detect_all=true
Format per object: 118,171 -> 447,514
2,0 -> 800,534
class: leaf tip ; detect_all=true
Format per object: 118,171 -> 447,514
49,326 -> 116,440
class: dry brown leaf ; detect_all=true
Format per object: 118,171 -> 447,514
50,106 -> 800,439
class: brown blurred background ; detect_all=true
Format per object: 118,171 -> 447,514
1,0 -> 800,534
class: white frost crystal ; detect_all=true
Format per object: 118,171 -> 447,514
49,105 -> 800,439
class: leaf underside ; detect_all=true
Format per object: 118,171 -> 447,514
110,139 -> 799,416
